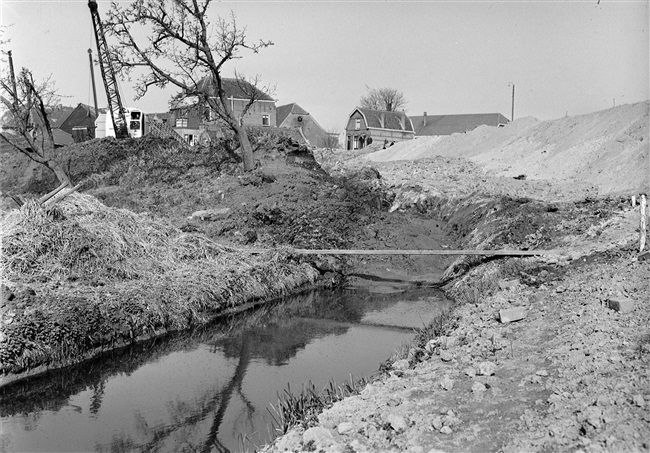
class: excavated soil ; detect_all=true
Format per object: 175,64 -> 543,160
264,248 -> 649,453
261,103 -> 649,452
341,101 -> 649,198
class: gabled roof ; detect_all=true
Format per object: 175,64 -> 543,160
353,108 -> 414,132
197,76 -> 274,102
410,113 -> 509,136
53,128 -> 74,145
276,103 -> 310,127
59,103 -> 99,132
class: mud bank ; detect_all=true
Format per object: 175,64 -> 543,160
261,185 -> 649,452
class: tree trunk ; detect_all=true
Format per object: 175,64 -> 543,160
212,81 -> 256,173
45,157 -> 72,187
0,133 -> 73,187
234,122 -> 255,172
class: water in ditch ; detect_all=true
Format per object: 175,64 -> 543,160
0,283 -> 451,452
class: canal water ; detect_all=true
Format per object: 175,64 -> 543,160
0,283 -> 451,452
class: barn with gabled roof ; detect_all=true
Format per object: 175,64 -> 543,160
410,112 -> 509,136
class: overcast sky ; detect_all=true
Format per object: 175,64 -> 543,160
2,0 -> 648,131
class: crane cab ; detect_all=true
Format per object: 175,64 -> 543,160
126,109 -> 146,138
95,108 -> 147,139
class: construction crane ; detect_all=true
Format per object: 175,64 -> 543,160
88,0 -> 129,139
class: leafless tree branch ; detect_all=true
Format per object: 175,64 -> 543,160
0,62 -> 72,186
103,0 -> 273,170
360,86 -> 407,112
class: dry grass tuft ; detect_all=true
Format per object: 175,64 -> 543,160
0,194 -> 319,375
1,194 -> 238,282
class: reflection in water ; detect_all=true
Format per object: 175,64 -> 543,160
1,286 -> 450,452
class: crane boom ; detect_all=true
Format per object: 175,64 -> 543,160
88,0 -> 128,139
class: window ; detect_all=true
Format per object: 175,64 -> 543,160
262,114 -> 270,127
175,118 -> 188,128
355,119 -> 361,130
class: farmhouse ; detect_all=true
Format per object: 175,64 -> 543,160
345,108 -> 414,150
411,112 -> 509,136
276,103 -> 332,147
170,78 -> 276,145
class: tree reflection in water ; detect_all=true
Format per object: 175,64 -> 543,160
93,298 -> 350,452
98,335 -> 255,452
3,286 -> 440,452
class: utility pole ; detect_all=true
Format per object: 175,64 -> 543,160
7,50 -> 17,111
508,82 -> 515,122
88,49 -> 99,121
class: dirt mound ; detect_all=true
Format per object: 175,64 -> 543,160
351,102 -> 649,197
0,126 -> 308,199
0,128 -> 457,284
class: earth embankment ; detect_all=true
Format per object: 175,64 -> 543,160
332,100 -> 649,198
261,103 -> 649,451
0,194 -> 321,385
262,185 -> 649,451
0,128 -> 453,385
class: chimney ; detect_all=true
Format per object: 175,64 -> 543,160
380,112 -> 385,128
423,112 -> 427,127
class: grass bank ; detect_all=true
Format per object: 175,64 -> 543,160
0,194 -> 320,384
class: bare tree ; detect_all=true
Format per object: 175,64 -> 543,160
360,86 -> 407,112
0,59 -> 72,186
103,0 -> 273,172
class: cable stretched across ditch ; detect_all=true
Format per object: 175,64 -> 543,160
241,248 -> 561,256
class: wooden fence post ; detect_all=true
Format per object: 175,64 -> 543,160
640,194 -> 647,253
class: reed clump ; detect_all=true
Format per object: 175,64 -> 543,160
268,377 -> 366,435
0,194 -> 319,376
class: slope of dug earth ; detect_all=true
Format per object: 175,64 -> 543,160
262,104 -> 649,452
265,250 -> 649,453
344,101 -> 649,197
261,197 -> 650,453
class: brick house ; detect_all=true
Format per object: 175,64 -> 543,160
276,103 -> 333,147
345,108 -> 414,150
410,112 -> 509,136
170,78 -> 276,145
